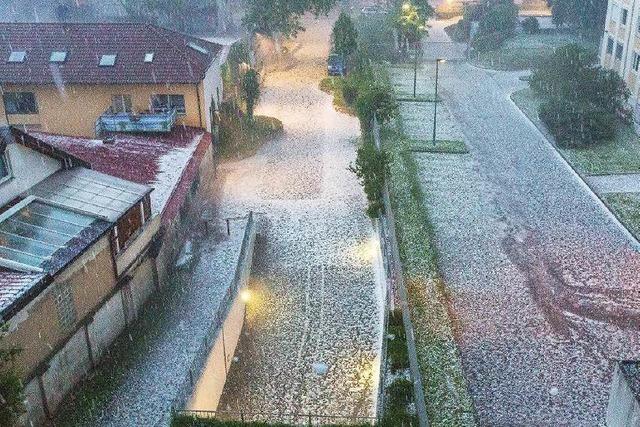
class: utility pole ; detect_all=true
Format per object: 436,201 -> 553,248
432,58 -> 444,146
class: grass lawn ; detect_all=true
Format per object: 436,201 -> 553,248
472,32 -> 598,71
409,139 -> 469,154
218,115 -> 283,160
603,193 -> 640,239
511,88 -> 640,175
319,77 -> 356,116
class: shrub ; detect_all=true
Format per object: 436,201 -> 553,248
521,16 -> 540,34
341,76 -> 360,106
349,142 -> 391,218
539,98 -> 615,147
241,69 -> 261,120
355,84 -> 398,133
0,323 -> 23,426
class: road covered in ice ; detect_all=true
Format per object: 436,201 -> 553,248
214,14 -> 385,421
401,22 -> 640,425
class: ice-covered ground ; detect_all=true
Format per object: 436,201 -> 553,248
214,14 -> 385,421
391,30 -> 640,424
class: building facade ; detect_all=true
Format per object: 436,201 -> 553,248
601,0 -> 640,122
0,23 -> 225,138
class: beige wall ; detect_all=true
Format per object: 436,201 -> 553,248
1,82 -> 205,138
4,235 -> 117,379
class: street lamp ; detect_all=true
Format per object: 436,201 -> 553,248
432,58 -> 445,146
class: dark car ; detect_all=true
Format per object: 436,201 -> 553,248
327,54 -> 347,76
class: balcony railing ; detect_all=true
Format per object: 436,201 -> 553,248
95,108 -> 177,136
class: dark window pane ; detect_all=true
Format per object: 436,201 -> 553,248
3,92 -> 38,114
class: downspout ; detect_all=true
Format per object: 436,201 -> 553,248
1,84 -> 9,125
195,83 -> 203,130
622,0 -> 636,78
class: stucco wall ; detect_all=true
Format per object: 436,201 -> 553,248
1,82 -> 204,137
199,59 -> 224,133
0,143 -> 61,206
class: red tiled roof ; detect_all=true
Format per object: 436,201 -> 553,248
0,22 -> 222,85
25,127 -> 212,223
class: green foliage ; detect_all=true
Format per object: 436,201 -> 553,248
394,1 -> 430,45
243,0 -> 337,37
471,0 -> 518,51
331,12 -> 358,57
355,84 -> 399,133
521,16 -> 540,34
219,101 -> 283,159
241,69 -> 261,120
387,311 -> 409,372
349,142 -> 391,218
341,77 -> 359,106
0,322 -> 24,426
118,0 -> 218,32
549,0 -> 608,37
356,13 -> 400,62
172,416 -> 371,427
530,44 -> 629,146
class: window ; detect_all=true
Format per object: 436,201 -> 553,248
0,154 -> 11,182
111,95 -> 132,113
7,51 -> 26,63
53,283 -> 77,331
144,52 -> 154,63
50,51 -> 67,63
616,43 -> 624,59
634,52 -> 640,71
99,54 -> 117,66
3,92 -> 38,114
151,94 -> 186,114
607,37 -> 615,54
622,8 -> 629,25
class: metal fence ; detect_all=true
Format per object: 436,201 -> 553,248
167,212 -> 257,421
372,116 -> 429,427
173,409 -> 377,426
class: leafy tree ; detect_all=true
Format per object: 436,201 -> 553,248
243,0 -> 337,38
549,0 -> 607,37
331,12 -> 358,57
355,84 -> 399,133
241,69 -> 261,120
349,142 -> 391,218
393,0 -> 431,51
0,323 -> 23,426
118,0 -> 218,32
471,0 -> 518,51
530,44 -> 629,146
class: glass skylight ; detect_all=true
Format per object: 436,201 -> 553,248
187,42 -> 208,54
8,51 -> 26,63
0,199 -> 96,269
50,51 -> 67,63
144,52 -> 155,63
99,54 -> 117,66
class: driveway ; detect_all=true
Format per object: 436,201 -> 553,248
214,14 -> 385,421
407,25 -> 640,425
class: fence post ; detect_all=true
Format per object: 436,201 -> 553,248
308,414 -> 312,426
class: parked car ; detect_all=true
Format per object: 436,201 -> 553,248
327,54 -> 347,76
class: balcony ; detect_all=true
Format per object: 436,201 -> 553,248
95,108 -> 177,136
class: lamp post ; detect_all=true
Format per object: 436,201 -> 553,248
432,58 -> 445,146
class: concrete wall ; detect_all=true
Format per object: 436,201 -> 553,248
0,82 -> 204,138
0,143 -> 61,206
607,364 -> 640,427
199,59 -> 224,133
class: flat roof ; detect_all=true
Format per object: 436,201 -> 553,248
28,168 -> 151,222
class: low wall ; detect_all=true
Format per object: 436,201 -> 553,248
607,363 -> 640,427
173,212 -> 257,414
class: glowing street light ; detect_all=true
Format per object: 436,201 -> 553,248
240,289 -> 251,303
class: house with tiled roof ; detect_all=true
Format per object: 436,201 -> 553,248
0,22 -> 227,138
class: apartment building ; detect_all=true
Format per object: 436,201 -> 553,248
601,0 -> 640,121
0,22 -> 225,138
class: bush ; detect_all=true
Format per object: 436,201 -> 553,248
341,76 -> 360,106
521,16 -> 540,34
531,44 -> 629,146
349,142 -> 391,218
355,84 -> 398,133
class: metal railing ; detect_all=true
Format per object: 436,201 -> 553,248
95,107 -> 178,136
173,409 -> 377,425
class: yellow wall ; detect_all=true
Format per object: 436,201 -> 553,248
3,236 -> 117,379
0,83 -> 205,138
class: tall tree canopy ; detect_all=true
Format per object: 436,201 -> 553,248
118,0 -> 219,33
243,0 -> 337,37
549,0 -> 607,37
331,12 -> 358,57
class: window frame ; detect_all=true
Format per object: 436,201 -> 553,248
150,94 -> 186,115
607,37 -> 615,54
616,43 -> 624,60
634,52 -> 640,72
622,8 -> 628,25
111,94 -> 133,114
3,91 -> 38,115
0,152 -> 13,185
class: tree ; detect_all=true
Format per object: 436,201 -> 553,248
118,0 -> 219,33
530,44 -> 629,146
243,0 -> 337,38
241,69 -> 261,120
0,323 -> 23,426
471,0 -> 518,51
349,142 -> 391,218
331,12 -> 358,57
549,0 -> 607,37
355,84 -> 399,133
521,16 -> 540,34
393,1 -> 431,52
